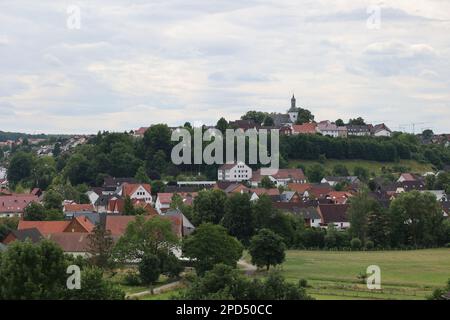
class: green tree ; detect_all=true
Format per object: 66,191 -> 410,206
332,164 -> 349,176
335,119 -> 345,126
138,254 -> 161,286
295,108 -> 314,125
253,194 -> 274,230
134,165 -> 151,184
216,117 -> 229,134
249,229 -> 286,270
348,191 -> 381,244
123,196 -> 136,216
261,176 -> 276,189
113,215 -> 179,263
65,267 -> 124,300
0,218 -> 19,242
222,193 -> 254,243
354,166 -> 369,182
0,240 -> 67,299
263,116 -> 274,126
87,224 -> 115,269
240,111 -> 267,124
306,164 -> 325,183
7,151 -> 34,186
192,189 -> 227,225
23,202 -> 46,221
348,117 -> 366,125
43,189 -> 64,211
182,223 -> 243,275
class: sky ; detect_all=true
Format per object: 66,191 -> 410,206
1,0 -> 450,134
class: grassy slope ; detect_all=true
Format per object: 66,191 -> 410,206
278,249 -> 450,300
288,159 -> 433,176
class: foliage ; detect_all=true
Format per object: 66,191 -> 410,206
221,193 -> 255,244
182,223 -> 243,275
138,254 -> 161,285
249,229 -> 286,270
87,224 -> 115,269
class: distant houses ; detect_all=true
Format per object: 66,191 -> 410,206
217,162 -> 252,182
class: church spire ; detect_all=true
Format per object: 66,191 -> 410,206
291,94 -> 296,109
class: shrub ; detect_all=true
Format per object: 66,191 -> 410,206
350,238 -> 362,250
299,279 -> 308,288
123,271 -> 141,286
365,240 -> 374,250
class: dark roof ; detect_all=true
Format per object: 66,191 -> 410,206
270,113 -> 292,127
229,120 -> 261,130
11,228 -> 43,243
165,186 -> 208,193
47,233 -> 92,253
396,180 -> 426,191
297,207 -> 321,220
319,204 -> 350,223
273,202 -> 309,213
95,194 -> 114,206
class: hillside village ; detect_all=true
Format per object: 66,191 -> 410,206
0,95 -> 449,300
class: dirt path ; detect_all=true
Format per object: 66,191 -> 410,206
238,259 -> 257,275
126,280 -> 182,298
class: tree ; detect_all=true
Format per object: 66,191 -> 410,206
306,164 -> 325,183
43,189 -> 64,211
135,165 -> 151,184
348,117 -> 366,125
182,223 -> 243,275
0,240 -> 67,299
7,151 -> 34,186
367,209 -> 389,248
241,111 -> 267,124
192,189 -> 227,225
354,166 -> 369,182
296,108 -> 314,125
23,202 -> 46,221
65,267 -> 125,300
138,254 -> 161,286
113,215 -> 179,263
263,116 -> 274,127
335,119 -> 345,126
261,176 -> 275,189
178,264 -> 312,300
0,218 -> 19,242
52,143 -> 61,157
389,191 -> 444,247
249,229 -> 286,271
429,279 -> 450,300
348,191 -> 382,244
222,193 -> 254,244
253,195 -> 274,230
332,164 -> 349,176
123,196 -> 136,215
87,223 -> 115,269
422,129 -> 434,141
216,117 -> 229,134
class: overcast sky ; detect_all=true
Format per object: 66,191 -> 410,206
1,0 -> 449,134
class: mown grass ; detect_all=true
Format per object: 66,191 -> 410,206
288,159 -> 434,176
276,249 -> 450,300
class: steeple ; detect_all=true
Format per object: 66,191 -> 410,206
291,94 -> 296,109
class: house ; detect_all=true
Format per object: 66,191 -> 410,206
347,125 -> 371,136
317,121 -> 347,137
155,192 -> 198,214
317,204 -> 350,229
217,162 -> 252,182
321,176 -> 361,187
396,180 -> 426,192
133,127 -> 149,138
297,207 -> 322,228
229,120 -> 261,131
103,177 -> 138,193
280,191 -> 302,203
397,173 -> 418,183
0,167 -> 6,180
270,113 -> 292,128
2,228 -> 43,244
119,183 -> 152,203
251,168 -> 306,187
249,188 -> 280,202
292,123 -> 318,135
47,233 -> 92,257
372,123 -> 392,137
0,193 -> 39,218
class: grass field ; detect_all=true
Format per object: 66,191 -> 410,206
288,159 -> 433,176
275,249 -> 450,300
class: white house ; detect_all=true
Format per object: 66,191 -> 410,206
372,123 -> 392,137
119,183 -> 153,203
317,121 -> 345,137
251,168 -> 307,187
217,162 -> 252,182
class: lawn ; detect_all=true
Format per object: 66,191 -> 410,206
274,249 -> 450,300
288,159 -> 433,176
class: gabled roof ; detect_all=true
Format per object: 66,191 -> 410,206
0,194 -> 39,213
250,188 -> 280,196
252,169 -> 306,182
103,177 -> 137,188
47,233 -> 92,253
318,204 -> 350,223
292,123 -> 317,134
398,173 -> 417,182
105,215 -> 183,237
122,183 -> 152,197
18,220 -> 70,235
288,183 -> 312,194
9,228 -> 43,243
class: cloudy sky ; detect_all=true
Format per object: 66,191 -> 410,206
1,0 -> 450,134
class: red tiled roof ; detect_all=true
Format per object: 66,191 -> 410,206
288,183 -> 312,194
252,169 -> 305,182
70,216 -> 95,232
250,188 -> 280,196
47,233 -> 91,253
292,123 -> 317,134
318,204 -> 350,223
157,192 -> 198,205
18,220 -> 70,235
399,173 -> 416,181
64,203 -> 95,212
327,191 -> 354,204
0,194 -> 39,213
122,183 -> 152,197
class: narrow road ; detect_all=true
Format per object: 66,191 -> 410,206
126,280 -> 182,298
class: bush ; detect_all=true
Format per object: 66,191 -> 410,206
299,279 -> 308,288
138,254 -> 161,285
123,271 -> 141,286
365,240 -> 374,250
350,238 -> 362,250
445,243 -> 450,248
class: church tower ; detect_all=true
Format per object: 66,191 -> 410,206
288,94 -> 299,123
